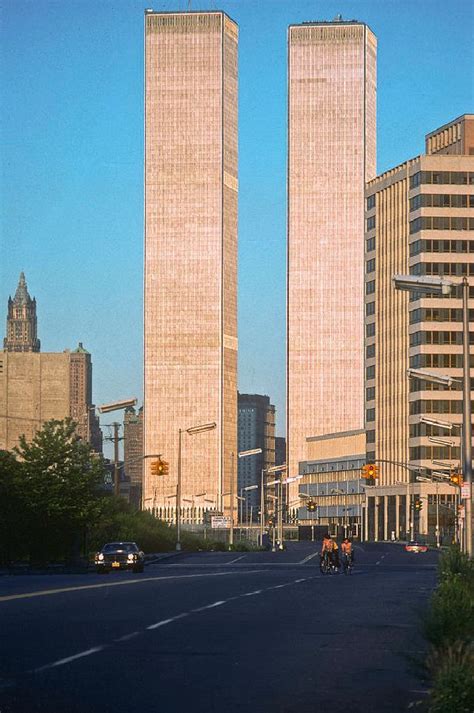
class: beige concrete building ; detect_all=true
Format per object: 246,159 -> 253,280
287,19 -> 377,504
364,115 -> 474,541
0,345 -> 102,453
143,11 -> 238,522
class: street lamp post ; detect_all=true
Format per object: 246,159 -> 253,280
176,422 -> 216,552
259,463 -> 287,546
98,398 -> 138,498
394,274 -> 472,556
229,449 -> 262,549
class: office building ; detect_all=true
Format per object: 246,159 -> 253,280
1,275 -> 102,452
143,11 -> 238,522
238,394 -> 275,520
124,406 -> 144,509
364,114 -> 473,540
287,19 -> 377,504
275,436 -> 286,468
297,430 -> 366,538
0,345 -> 102,453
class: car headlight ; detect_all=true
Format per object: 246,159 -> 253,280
127,553 -> 135,561
98,553 -> 104,561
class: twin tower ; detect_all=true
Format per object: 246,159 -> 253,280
143,11 -> 376,516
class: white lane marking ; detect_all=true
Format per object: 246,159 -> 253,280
34,647 -> 104,672
376,560 -> 381,565
227,554 -> 246,564
192,600 -> 225,612
115,631 -> 140,642
30,575 -> 319,675
147,613 -> 189,630
0,570 -> 265,604
299,551 -> 320,564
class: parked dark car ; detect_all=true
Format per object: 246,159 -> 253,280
95,542 -> 145,573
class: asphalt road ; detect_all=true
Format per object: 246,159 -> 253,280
0,542 -> 438,713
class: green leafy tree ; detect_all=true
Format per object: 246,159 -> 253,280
15,418 -> 107,563
0,450 -> 27,564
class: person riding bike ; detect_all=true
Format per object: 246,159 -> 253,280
320,534 -> 338,570
341,537 -> 354,566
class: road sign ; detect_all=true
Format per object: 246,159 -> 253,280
461,482 -> 471,500
211,516 -> 231,529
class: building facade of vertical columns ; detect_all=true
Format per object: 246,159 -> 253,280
364,115 -> 474,540
143,11 -> 238,521
287,20 -> 376,505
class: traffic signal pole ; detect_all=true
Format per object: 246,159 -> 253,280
461,277 -> 473,557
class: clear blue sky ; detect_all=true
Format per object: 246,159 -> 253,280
1,0 -> 473,444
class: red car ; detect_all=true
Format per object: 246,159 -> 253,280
405,541 -> 428,553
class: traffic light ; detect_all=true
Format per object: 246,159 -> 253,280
362,463 -> 379,481
307,500 -> 317,512
450,472 -> 463,487
157,459 -> 169,476
268,516 -> 275,527
414,499 -> 423,511
151,459 -> 169,476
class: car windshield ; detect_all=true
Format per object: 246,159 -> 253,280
102,543 -> 138,553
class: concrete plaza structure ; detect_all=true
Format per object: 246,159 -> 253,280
143,11 -> 238,522
287,19 -> 377,503
364,115 -> 473,542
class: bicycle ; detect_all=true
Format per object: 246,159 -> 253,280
320,551 -> 338,575
342,552 -> 353,575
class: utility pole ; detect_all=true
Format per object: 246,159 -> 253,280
113,422 -> 120,497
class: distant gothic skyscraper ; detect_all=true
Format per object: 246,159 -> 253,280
4,272 -> 41,352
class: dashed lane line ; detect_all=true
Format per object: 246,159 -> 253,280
299,551 -> 320,564
147,613 -> 189,630
192,601 -> 225,612
114,631 -> 140,642
227,554 -> 246,564
28,577 -> 314,675
34,647 -> 105,673
0,570 -> 265,603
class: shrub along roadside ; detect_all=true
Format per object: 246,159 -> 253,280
421,547 -> 474,713
88,500 -> 262,557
